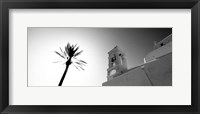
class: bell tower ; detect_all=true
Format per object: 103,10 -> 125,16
107,46 -> 128,81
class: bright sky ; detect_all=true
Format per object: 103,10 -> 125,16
28,27 -> 171,86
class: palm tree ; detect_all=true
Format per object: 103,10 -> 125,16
54,43 -> 87,86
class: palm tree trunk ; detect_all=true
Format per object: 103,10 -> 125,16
58,65 -> 69,86
58,59 -> 71,86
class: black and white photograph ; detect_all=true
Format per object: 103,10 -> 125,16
28,27 -> 172,86
1,0 -> 198,113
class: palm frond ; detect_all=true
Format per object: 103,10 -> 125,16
71,44 -> 78,56
74,50 -> 83,57
79,60 -> 87,64
59,47 -> 64,54
65,43 -> 72,57
64,43 -> 81,58
73,64 -> 80,71
73,46 -> 79,54
78,65 -> 84,70
55,43 -> 86,71
65,43 -> 70,55
60,47 -> 66,58
54,51 -> 65,59
74,62 -> 84,67
64,51 -> 67,58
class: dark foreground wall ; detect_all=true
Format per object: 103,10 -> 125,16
102,53 -> 172,86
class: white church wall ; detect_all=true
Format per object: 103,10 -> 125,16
144,41 -> 172,62
103,67 -> 152,86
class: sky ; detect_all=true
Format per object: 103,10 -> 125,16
28,27 -> 172,86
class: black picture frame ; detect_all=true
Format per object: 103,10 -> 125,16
0,0 -> 199,114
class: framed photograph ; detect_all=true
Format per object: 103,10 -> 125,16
0,0 -> 199,114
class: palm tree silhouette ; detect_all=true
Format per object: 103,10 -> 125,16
54,43 -> 87,86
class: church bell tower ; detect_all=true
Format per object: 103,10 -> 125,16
107,46 -> 128,81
